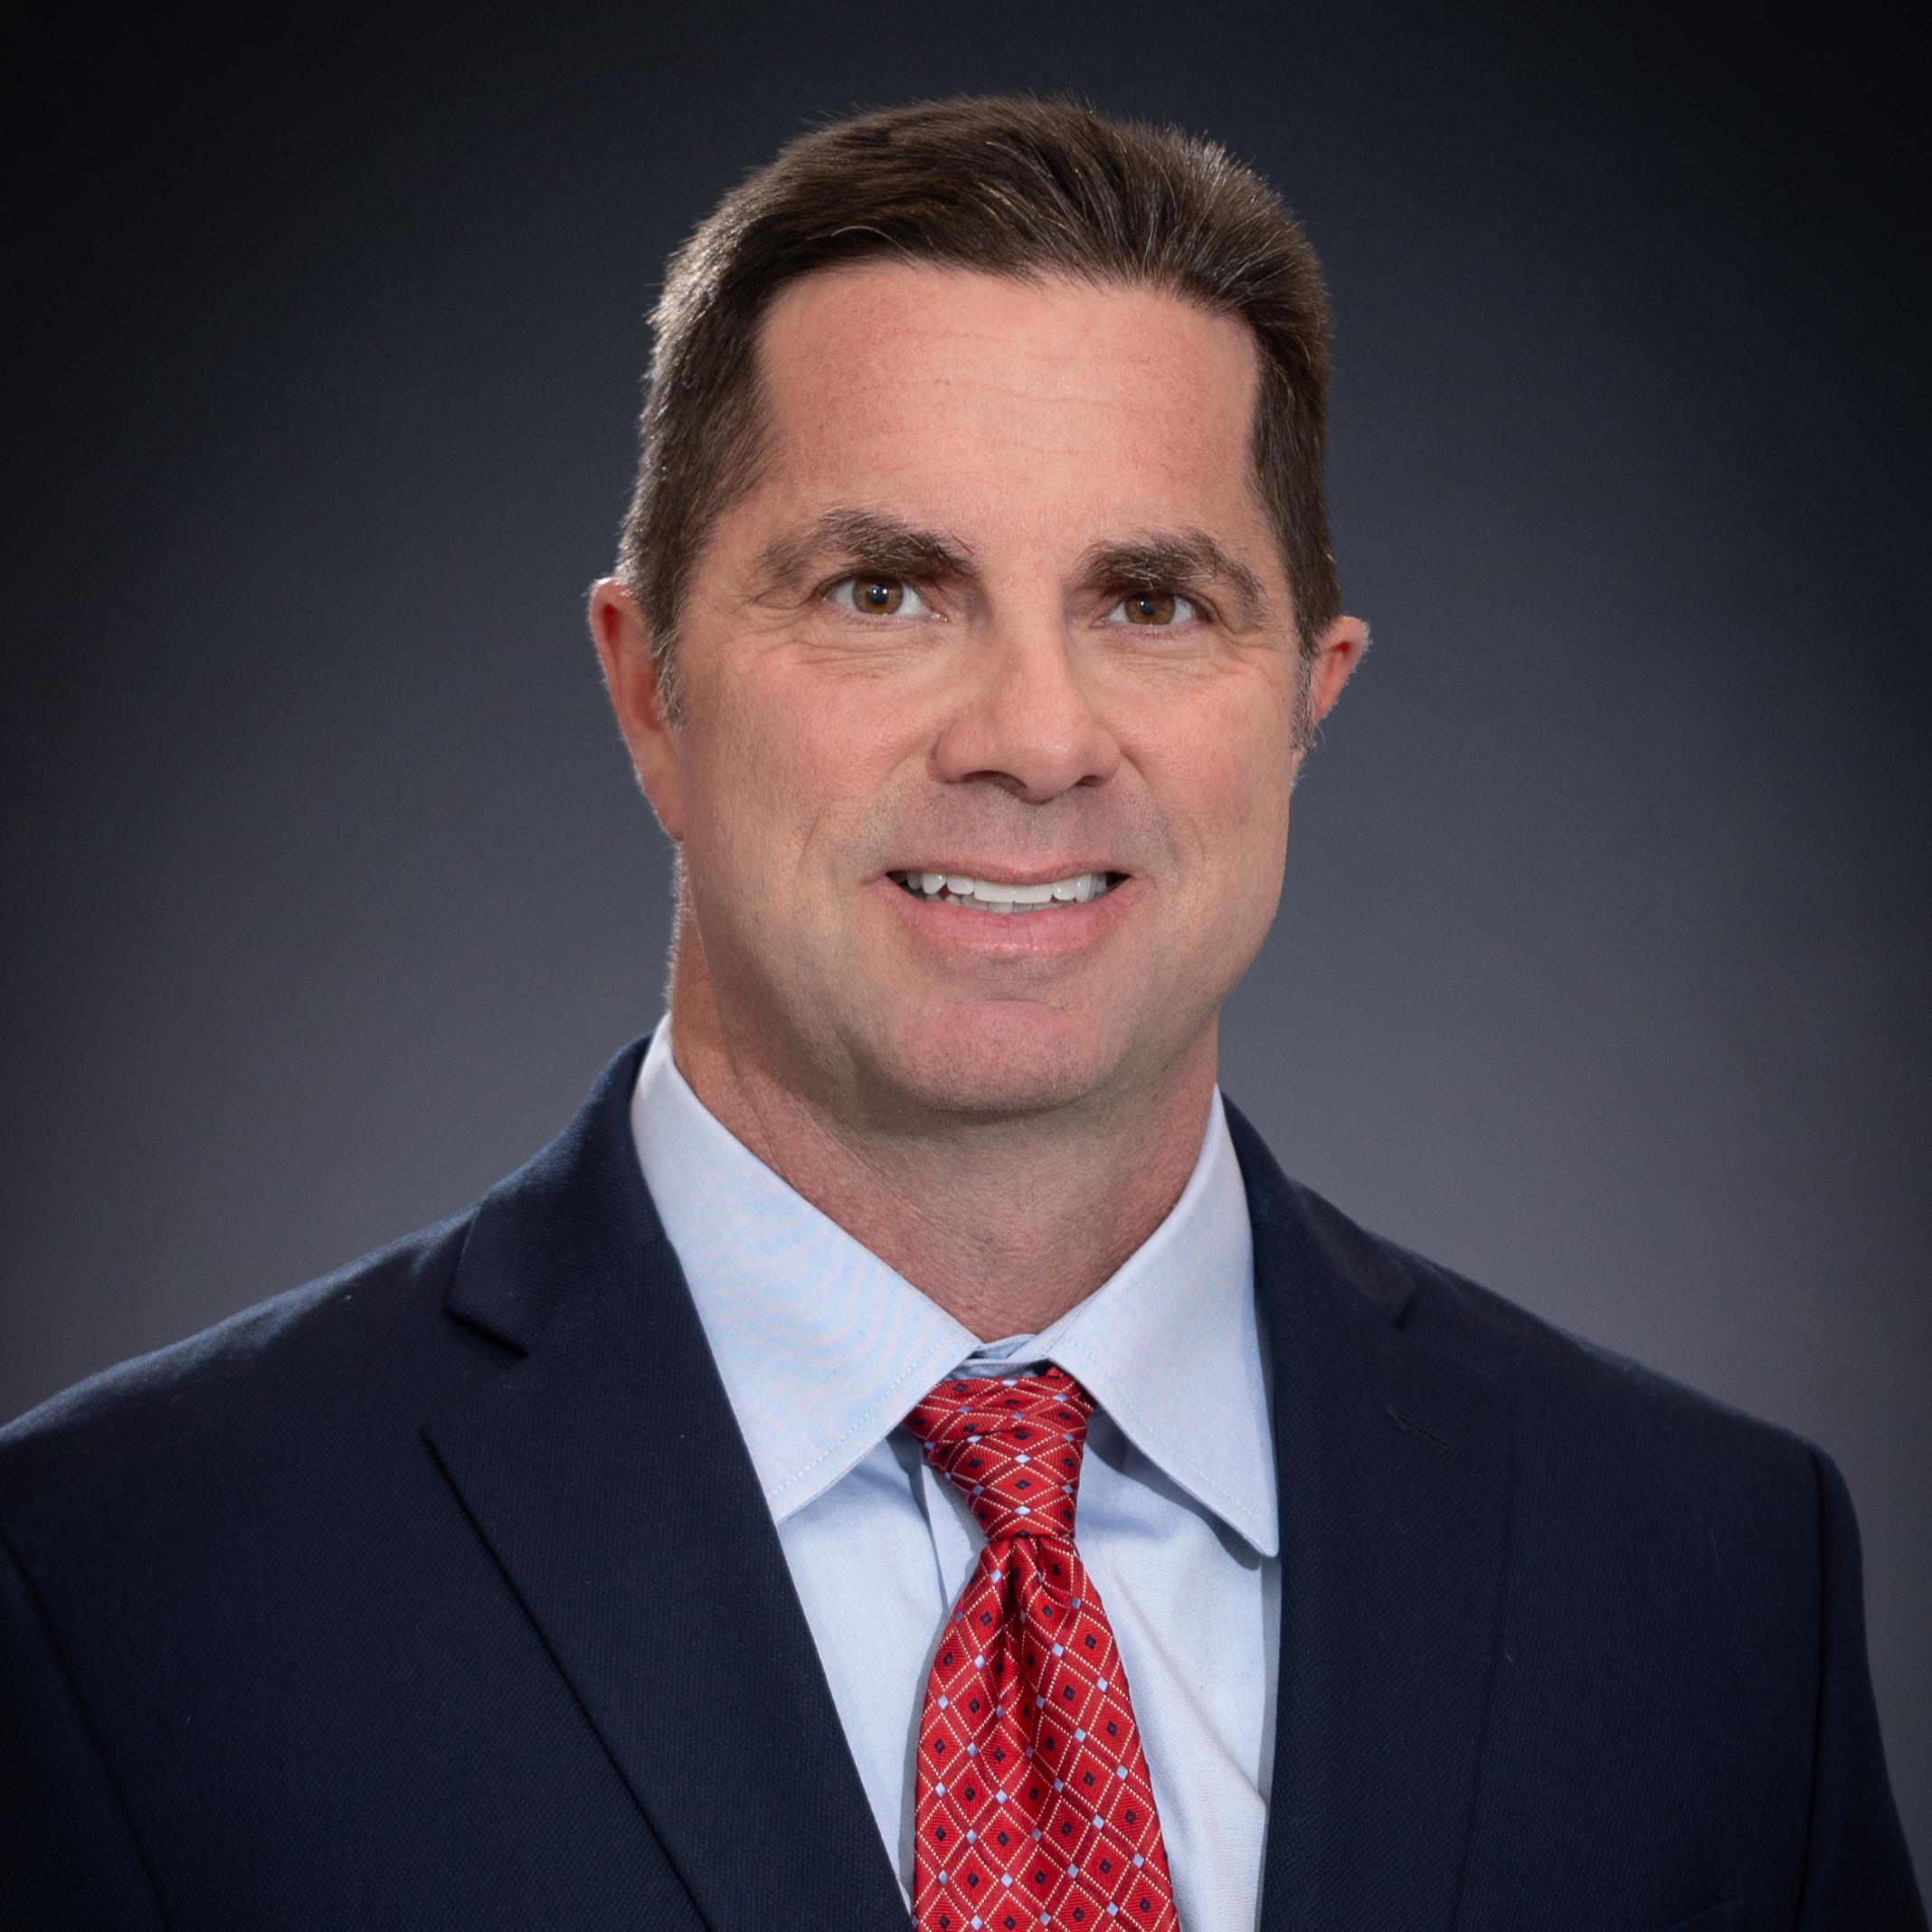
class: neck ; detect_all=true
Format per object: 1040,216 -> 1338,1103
665,918 -> 1217,1343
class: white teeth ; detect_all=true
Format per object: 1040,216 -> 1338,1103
894,870 -> 1113,911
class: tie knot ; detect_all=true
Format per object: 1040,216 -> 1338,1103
907,1364 -> 1092,1544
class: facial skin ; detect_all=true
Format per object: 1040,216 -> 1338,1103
592,265 -> 1364,1338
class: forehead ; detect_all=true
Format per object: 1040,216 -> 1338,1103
744,263 -> 1267,548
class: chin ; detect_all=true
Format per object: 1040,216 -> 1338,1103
870,1003 -> 1146,1121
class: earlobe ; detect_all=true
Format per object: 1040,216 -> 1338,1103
587,576 -> 686,841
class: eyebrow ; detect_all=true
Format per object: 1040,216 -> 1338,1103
751,508 -> 977,597
1077,532 -> 1272,629
751,510 -> 1274,628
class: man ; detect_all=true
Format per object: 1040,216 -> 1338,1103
0,95 -> 1920,1930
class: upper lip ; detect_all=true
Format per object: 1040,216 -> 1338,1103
886,864 -> 1120,884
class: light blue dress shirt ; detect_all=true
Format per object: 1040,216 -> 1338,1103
630,1022 -> 1279,1932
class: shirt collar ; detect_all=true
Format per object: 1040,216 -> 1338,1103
630,1021 -> 1276,1557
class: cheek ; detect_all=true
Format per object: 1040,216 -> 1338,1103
676,654 -> 925,888
1141,680 -> 1296,887
682,692 -> 810,895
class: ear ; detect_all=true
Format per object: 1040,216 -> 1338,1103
1305,613 -> 1368,734
589,577 -> 685,842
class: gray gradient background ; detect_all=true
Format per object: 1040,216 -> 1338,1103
6,0 -> 1927,1874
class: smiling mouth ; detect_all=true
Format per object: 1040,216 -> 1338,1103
888,870 -> 1121,914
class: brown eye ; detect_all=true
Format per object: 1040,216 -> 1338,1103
1102,590 -> 1198,629
829,575 -> 934,620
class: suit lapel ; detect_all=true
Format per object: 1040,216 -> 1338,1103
1227,1107 -> 1512,1932
422,1039 -> 908,1932
415,1047 -> 1505,1931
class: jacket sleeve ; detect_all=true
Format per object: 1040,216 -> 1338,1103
0,1531 -> 167,1931
1795,1449 -> 1926,1930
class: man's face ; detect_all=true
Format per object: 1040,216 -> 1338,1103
596,265 -> 1359,1129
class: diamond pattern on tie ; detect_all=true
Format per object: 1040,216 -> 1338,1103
908,1366 -> 1179,1932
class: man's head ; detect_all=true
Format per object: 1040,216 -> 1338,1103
617,96 -> 1340,723
591,98 -> 1365,1155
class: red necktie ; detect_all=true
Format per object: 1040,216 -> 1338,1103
907,1366 -> 1179,1932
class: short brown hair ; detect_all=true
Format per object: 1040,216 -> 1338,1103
617,95 -> 1338,717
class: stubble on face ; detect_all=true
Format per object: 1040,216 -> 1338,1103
591,261 -> 1368,1328
658,266 -> 1309,1151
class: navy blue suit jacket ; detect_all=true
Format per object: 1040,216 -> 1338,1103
1,1037 -> 1921,1928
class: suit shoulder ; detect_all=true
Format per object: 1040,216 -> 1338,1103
1227,1105 -> 1818,1492
0,1211 -> 489,1521
1352,1182 -> 1815,1483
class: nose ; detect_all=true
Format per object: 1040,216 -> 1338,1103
932,606 -> 1121,802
